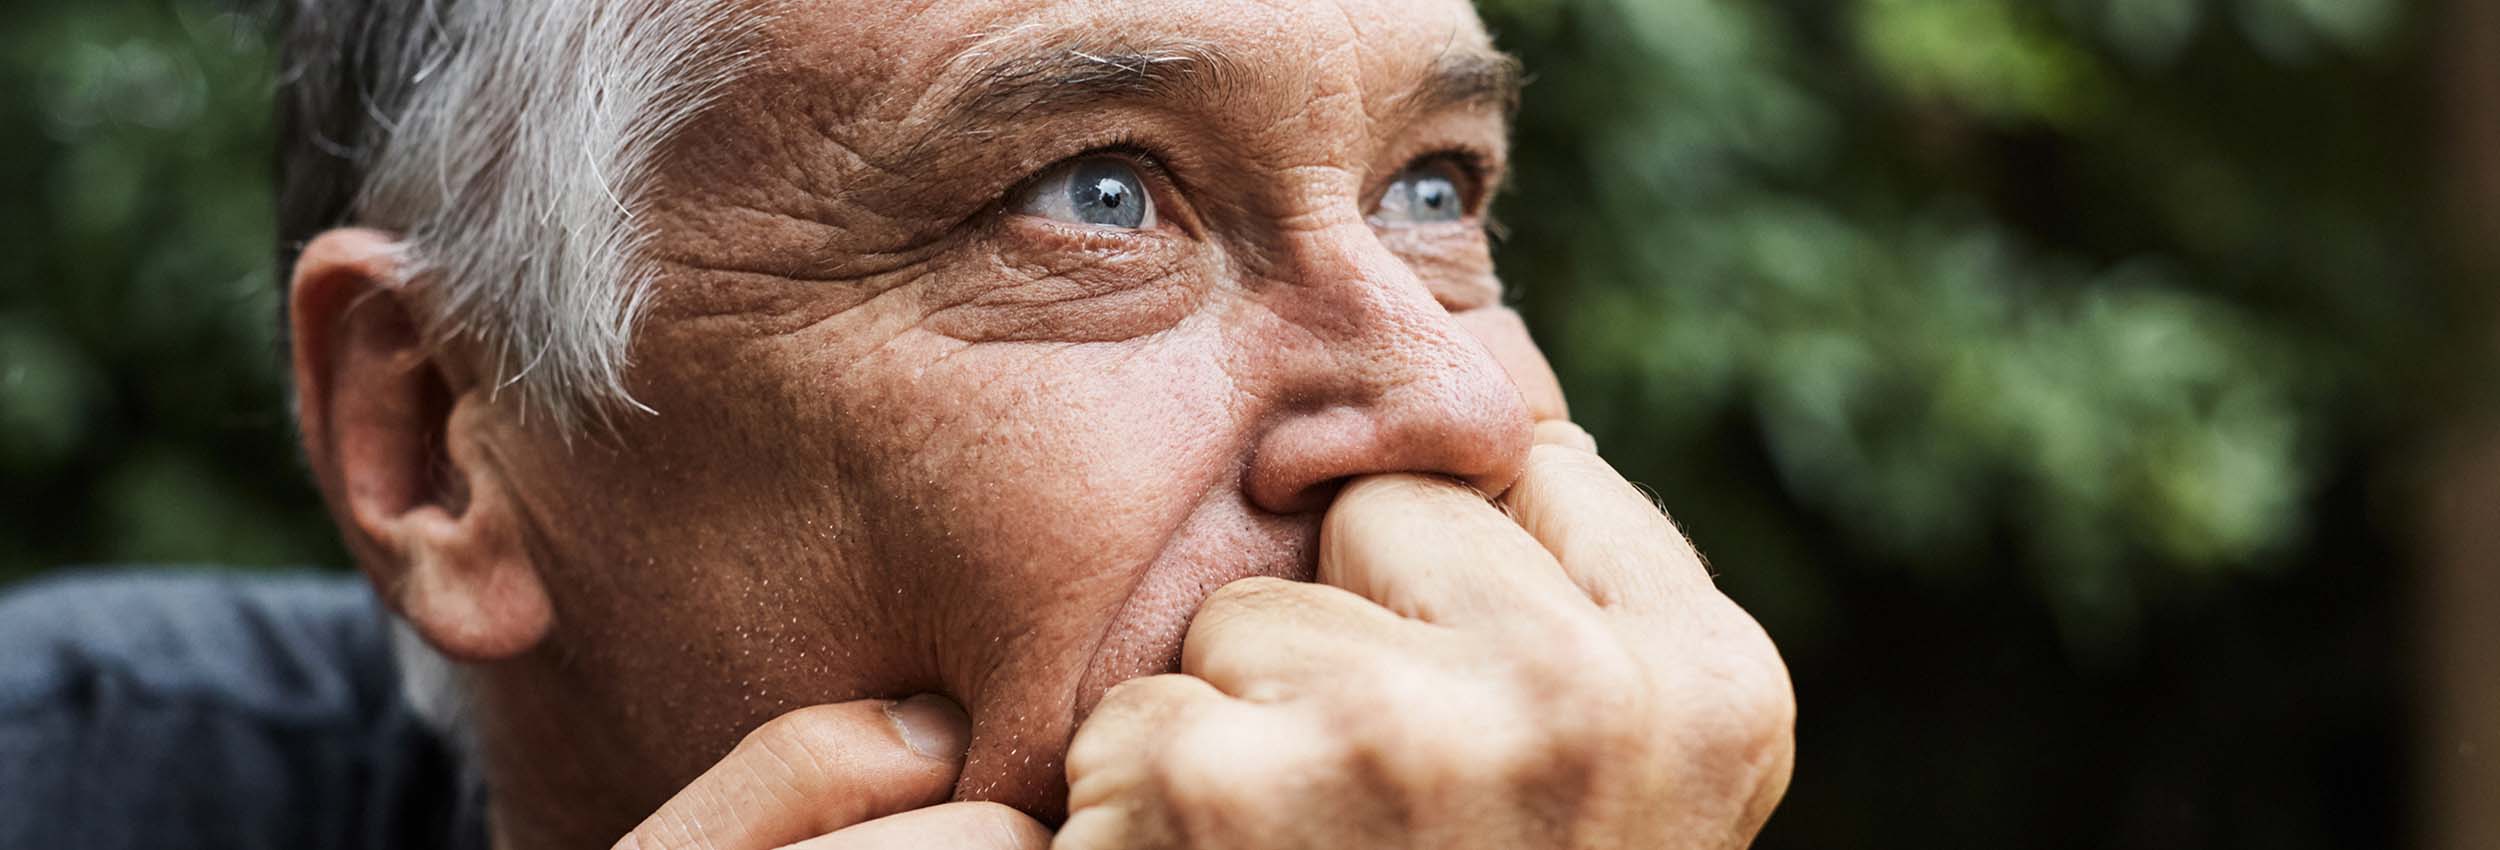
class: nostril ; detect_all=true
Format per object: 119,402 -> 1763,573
1282,477 -> 1351,517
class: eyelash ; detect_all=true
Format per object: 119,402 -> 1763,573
996,137 -> 1186,233
999,139 -> 1502,230
1406,147 -> 1497,210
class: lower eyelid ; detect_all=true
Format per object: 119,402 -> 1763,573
1007,215 -> 1178,249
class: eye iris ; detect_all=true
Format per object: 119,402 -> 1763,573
1417,178 -> 1452,212
1374,166 -> 1467,227
1069,160 -> 1148,228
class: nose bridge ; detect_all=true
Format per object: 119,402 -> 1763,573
1284,216 -> 1440,345
1262,217 -> 1482,394
1236,218 -> 1534,513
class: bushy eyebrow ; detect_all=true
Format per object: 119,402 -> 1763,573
913,32 -> 1523,148
1405,46 -> 1524,119
944,37 -> 1246,121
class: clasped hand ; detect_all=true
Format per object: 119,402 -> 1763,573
616,423 -> 1795,850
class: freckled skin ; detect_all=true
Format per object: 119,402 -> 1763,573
451,0 -> 1570,843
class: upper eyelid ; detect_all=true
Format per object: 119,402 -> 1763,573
1005,146 -> 1195,238
1001,140 -> 1504,228
1014,144 -> 1183,202
1381,148 -> 1501,215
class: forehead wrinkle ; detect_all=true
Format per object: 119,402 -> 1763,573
889,28 -> 1251,163
887,16 -> 1508,165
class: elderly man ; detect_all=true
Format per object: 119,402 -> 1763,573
1,0 -> 1793,847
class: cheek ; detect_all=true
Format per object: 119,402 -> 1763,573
1456,306 -> 1568,422
916,233 -> 1204,344
836,320 -> 1244,666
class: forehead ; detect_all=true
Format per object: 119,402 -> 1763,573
758,0 -> 1496,113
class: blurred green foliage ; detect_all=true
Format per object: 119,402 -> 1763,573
0,0 -> 2445,847
1481,0 -> 2432,649
1471,0 -> 2438,844
2,2 -> 337,578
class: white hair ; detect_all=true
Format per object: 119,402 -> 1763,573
296,0 -> 767,427
277,0 -> 771,751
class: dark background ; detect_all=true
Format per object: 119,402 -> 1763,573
3,0 -> 2492,847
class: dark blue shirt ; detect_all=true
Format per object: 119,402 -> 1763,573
0,568 -> 486,850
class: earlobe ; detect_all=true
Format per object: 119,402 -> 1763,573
396,400 -> 555,661
289,228 -> 554,662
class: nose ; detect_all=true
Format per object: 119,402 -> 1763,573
1237,221 -> 1534,516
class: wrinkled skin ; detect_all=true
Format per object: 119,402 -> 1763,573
285,0 -> 1790,847
524,0 -> 1552,822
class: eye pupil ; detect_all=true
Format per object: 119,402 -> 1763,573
1049,160 -> 1150,228
1373,166 -> 1468,227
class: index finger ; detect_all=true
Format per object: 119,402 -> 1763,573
1496,439 -> 1713,611
1318,474 -> 1590,625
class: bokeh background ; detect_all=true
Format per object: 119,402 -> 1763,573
1,0 -> 2491,847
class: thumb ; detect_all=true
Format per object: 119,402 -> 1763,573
785,802 -> 1053,849
615,694 -> 973,850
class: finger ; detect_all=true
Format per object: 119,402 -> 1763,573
1060,676 -> 1221,850
1318,473 -> 1589,624
1062,676 -> 1296,850
1052,803 -> 1139,850
1458,309 -> 1569,423
779,802 -> 1052,850
1533,419 -> 1598,453
1497,443 -> 1709,611
615,695 -> 971,850
1065,674 -> 1227,813
1181,576 -> 1413,700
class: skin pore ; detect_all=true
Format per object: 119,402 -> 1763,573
301,0 -> 1601,846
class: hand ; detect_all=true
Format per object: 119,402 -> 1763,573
614,695 -> 1052,850
1056,422 -> 1796,849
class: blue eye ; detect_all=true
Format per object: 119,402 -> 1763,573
1016,156 -> 1157,229
1373,161 -> 1470,226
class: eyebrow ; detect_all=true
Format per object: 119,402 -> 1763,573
1405,46 -> 1524,118
943,37 -> 1245,122
925,34 -> 1524,136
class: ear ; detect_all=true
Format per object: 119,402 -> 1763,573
290,228 -> 553,662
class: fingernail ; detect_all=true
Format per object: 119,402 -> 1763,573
887,693 -> 971,761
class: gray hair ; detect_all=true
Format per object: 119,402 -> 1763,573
277,0 -> 767,427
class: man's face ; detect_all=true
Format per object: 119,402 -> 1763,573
479,0 -> 1565,817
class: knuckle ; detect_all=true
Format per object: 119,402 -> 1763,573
1522,443 -> 1628,496
1063,722 -> 1125,786
1154,723 -> 1249,811
1519,616 -> 1641,702
1201,575 -> 1302,614
1153,710 -> 1341,829
1717,660 -> 1798,749
1094,674 -> 1160,710
1671,629 -> 1798,780
1097,673 -> 1201,713
1383,710 -> 1557,796
1351,676 -> 1544,789
1072,674 -> 1213,779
